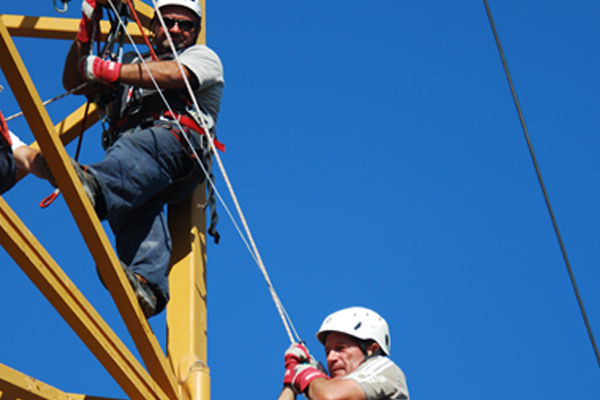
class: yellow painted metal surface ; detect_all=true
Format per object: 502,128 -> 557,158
1,15 -> 149,43
167,187 -> 209,376
0,362 -> 121,400
0,362 -> 84,400
0,0 -> 213,399
0,197 -> 168,400
16,101 -> 100,181
0,9 -> 178,400
165,0 -> 211,398
182,363 -> 210,400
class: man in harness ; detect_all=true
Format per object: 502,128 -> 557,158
280,307 -> 409,400
61,0 -> 224,318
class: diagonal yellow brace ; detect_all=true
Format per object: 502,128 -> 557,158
0,362 -> 124,400
16,101 -> 100,182
0,197 -> 166,400
0,15 -> 178,400
1,15 -> 149,43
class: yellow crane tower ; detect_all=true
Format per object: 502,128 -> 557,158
0,1 -> 211,399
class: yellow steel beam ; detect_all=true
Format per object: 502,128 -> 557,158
166,1 -> 210,399
0,362 -> 123,400
129,0 -> 156,29
0,15 -> 149,43
0,197 -> 166,400
0,0 -> 155,41
52,101 -> 100,145
167,187 -> 210,400
16,101 -> 100,181
0,16 -> 178,400
1,0 -> 157,42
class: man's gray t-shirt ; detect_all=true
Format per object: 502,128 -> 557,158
178,44 -> 224,134
113,44 -> 224,137
343,356 -> 409,400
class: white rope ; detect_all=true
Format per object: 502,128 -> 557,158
106,0 -> 301,344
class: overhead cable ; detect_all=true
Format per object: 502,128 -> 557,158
483,0 -> 600,369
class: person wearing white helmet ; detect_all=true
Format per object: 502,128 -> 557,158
279,307 -> 409,400
62,0 -> 224,318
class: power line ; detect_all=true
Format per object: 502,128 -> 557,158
483,0 -> 600,369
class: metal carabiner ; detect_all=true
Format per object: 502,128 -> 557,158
53,0 -> 70,13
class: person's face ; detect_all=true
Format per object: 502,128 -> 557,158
153,6 -> 199,52
324,332 -> 366,379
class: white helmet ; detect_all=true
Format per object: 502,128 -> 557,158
316,307 -> 391,355
154,0 -> 202,19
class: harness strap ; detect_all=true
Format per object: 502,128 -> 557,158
162,110 -> 226,153
109,110 -> 223,243
163,121 -> 221,244
111,111 -> 225,152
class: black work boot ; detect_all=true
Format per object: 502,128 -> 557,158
70,158 -> 100,208
39,154 -> 57,188
120,262 -> 158,319
70,158 -> 106,219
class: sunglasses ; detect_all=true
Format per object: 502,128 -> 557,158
162,17 -> 197,32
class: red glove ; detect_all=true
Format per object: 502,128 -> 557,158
283,343 -> 310,385
79,55 -> 122,83
290,364 -> 329,394
77,0 -> 102,43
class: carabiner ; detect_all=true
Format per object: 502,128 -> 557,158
53,0 -> 69,13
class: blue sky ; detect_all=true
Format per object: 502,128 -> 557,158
1,1 -> 599,399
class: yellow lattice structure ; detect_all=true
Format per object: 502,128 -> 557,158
0,2 -> 210,399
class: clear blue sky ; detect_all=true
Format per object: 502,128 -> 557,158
1,1 -> 599,399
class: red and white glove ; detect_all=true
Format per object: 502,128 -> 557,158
79,55 -> 122,83
289,364 -> 330,394
283,343 -> 311,385
77,0 -> 102,43
283,342 -> 329,393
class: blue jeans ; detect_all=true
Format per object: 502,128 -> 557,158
0,141 -> 16,195
87,122 -> 205,311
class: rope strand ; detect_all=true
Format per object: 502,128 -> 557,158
4,82 -> 89,122
150,1 -> 300,343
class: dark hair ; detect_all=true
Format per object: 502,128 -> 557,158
357,338 -> 383,358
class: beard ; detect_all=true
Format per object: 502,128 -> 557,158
157,35 -> 187,52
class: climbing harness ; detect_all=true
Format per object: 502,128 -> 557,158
150,0 -> 302,342
97,0 -> 227,244
24,0 -> 301,344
